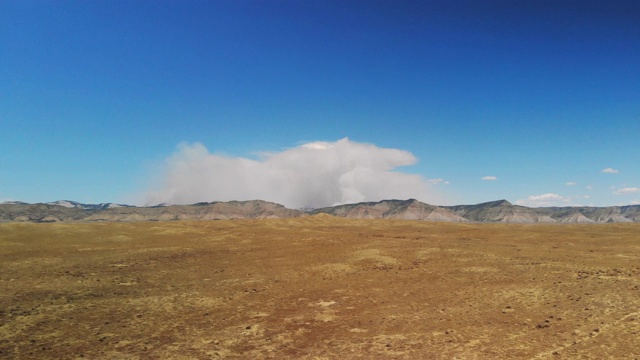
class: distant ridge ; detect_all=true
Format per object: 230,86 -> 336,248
1,199 -> 640,223
0,200 -> 303,223
311,199 -> 467,222
445,200 -> 640,223
444,199 -> 557,223
46,200 -> 133,210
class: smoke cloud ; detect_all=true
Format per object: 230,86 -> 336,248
144,138 -> 440,209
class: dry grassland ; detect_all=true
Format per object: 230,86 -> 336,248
1,217 -> 639,359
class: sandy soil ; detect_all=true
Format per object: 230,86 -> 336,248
1,217 -> 639,359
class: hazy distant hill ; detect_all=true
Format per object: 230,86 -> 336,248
0,203 -> 91,223
444,200 -> 556,223
311,199 -> 467,222
313,199 -> 640,223
0,200 -> 304,223
445,200 -> 640,223
83,200 -> 304,222
619,205 -> 640,222
45,200 -> 132,210
1,199 -> 639,223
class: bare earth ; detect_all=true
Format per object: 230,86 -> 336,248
1,217 -> 639,359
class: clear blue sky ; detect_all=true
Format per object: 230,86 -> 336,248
1,0 -> 639,207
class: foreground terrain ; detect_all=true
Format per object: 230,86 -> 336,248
1,218 -> 639,359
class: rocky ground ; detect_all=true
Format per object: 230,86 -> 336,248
1,217 -> 639,359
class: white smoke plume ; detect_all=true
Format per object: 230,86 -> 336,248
144,138 -> 441,209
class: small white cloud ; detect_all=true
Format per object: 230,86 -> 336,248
565,181 -> 576,186
481,176 -> 497,181
516,193 -> 572,207
601,167 -> 619,173
583,195 -> 590,199
427,178 -> 449,185
529,193 -> 564,201
0,194 -> 17,203
613,187 -> 640,195
586,185 -> 593,190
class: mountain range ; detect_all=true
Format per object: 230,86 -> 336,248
2,199 -> 640,223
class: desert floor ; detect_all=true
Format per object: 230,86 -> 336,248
1,217 -> 639,359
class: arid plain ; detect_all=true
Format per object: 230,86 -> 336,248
1,217 -> 639,359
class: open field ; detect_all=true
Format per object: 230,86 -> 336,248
1,218 -> 639,359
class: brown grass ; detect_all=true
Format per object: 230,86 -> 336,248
1,219 -> 640,359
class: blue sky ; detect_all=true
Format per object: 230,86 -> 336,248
1,0 -> 639,207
